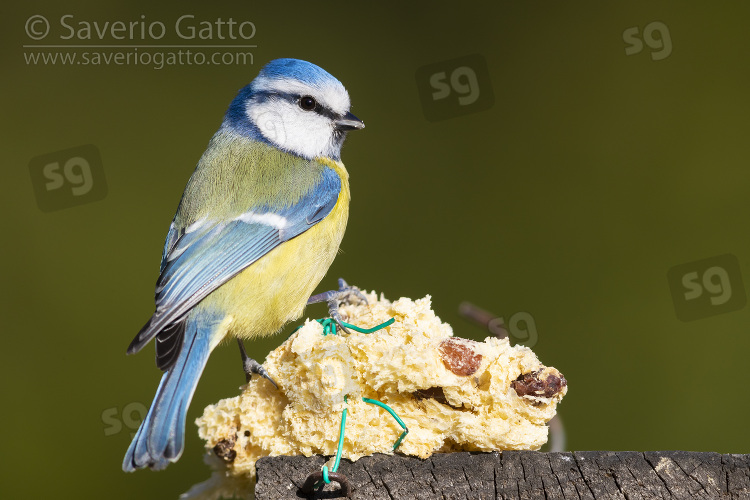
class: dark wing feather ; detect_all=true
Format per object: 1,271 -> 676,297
155,320 -> 185,371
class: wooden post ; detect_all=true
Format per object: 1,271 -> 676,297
255,451 -> 750,499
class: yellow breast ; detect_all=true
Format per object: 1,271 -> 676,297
196,157 -> 350,341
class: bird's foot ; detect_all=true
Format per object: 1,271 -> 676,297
307,278 -> 368,334
237,339 -> 277,388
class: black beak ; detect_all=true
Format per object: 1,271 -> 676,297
335,111 -> 365,131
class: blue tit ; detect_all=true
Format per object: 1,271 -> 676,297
123,58 -> 364,471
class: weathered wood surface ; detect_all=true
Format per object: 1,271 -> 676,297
255,451 -> 750,499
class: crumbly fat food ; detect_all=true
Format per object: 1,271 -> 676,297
182,291 -> 567,499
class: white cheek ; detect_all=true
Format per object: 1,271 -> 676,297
247,100 -> 290,146
285,113 -> 333,157
247,101 -> 334,159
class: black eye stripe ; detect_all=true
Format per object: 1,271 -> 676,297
252,91 -> 341,121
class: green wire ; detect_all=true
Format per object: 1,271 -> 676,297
290,316 -> 394,338
298,315 -> 399,489
316,396 -> 349,488
315,394 -> 410,490
341,317 -> 395,333
362,397 -> 409,450
317,317 -> 395,336
331,405 -> 347,472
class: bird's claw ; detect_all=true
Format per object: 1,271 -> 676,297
237,339 -> 278,388
243,357 -> 278,388
327,279 -> 368,334
307,278 -> 368,334
328,303 -> 351,334
336,278 -> 369,306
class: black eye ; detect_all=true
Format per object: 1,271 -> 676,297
299,95 -> 317,111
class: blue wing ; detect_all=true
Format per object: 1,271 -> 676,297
127,166 -> 341,356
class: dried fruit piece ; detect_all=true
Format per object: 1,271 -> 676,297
439,338 -> 482,376
511,368 -> 567,399
213,436 -> 237,463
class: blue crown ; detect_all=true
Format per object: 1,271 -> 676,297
253,58 -> 340,89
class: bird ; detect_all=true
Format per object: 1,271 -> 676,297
122,58 -> 364,472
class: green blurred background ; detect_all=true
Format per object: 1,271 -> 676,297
3,1 -> 749,498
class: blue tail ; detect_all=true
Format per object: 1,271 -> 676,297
123,311 -> 220,471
